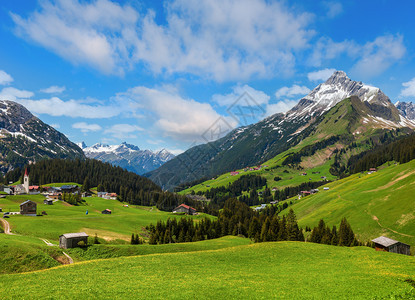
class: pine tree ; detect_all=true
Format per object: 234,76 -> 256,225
82,177 -> 90,192
338,217 -> 356,246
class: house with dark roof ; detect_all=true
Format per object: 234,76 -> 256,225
60,185 -> 80,194
20,200 -> 37,216
173,204 -> 196,215
372,236 -> 410,255
59,232 -> 89,249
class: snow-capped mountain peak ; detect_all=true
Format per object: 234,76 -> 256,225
288,70 -> 393,119
80,142 -> 175,175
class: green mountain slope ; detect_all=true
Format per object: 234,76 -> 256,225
147,71 -> 414,191
283,159 -> 415,246
1,242 -> 414,299
180,97 -> 412,197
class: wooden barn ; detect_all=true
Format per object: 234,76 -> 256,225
372,236 -> 411,255
101,209 -> 112,214
59,232 -> 89,249
172,204 -> 196,215
44,199 -> 53,205
20,200 -> 37,216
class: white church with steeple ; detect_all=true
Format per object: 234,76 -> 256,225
23,168 -> 29,194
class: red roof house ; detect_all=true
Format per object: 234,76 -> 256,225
172,204 -> 196,215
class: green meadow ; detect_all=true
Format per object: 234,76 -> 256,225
282,159 -> 415,246
1,241 -> 415,299
0,195 -> 213,242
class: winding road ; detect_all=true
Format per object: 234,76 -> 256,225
0,218 -> 12,234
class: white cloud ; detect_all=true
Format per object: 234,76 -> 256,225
11,0 -> 138,75
40,85 -> 66,94
212,85 -> 270,106
324,2 -> 343,18
275,85 -> 310,98
104,124 -> 143,139
0,87 -> 34,100
119,86 -> 237,142
307,68 -> 337,82
14,97 -> 120,118
351,35 -> 406,79
12,0 -> 314,80
309,34 -> 405,79
308,37 -> 357,67
265,99 -> 299,117
72,122 -> 102,133
400,78 -> 415,98
0,71 -> 13,85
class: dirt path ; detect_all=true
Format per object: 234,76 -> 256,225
366,170 -> 415,192
371,214 -> 414,238
0,218 -> 12,234
41,239 -> 56,246
62,252 -> 74,264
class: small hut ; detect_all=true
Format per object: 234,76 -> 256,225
372,236 -> 410,255
20,200 -> 37,216
101,209 -> 112,214
59,232 -> 89,249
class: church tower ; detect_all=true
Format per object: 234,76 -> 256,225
23,168 -> 29,194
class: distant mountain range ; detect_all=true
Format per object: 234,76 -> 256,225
0,100 -> 84,173
78,142 -> 175,175
396,101 -> 415,120
147,71 -> 415,190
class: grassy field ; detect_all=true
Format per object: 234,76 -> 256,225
0,195 -> 214,242
1,241 -> 414,299
281,159 -> 415,246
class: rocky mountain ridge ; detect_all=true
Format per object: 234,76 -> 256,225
396,101 -> 415,120
0,100 -> 85,172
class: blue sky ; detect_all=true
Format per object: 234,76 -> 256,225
0,0 -> 415,154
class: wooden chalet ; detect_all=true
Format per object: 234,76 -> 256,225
59,232 -> 89,249
20,200 -> 37,216
101,209 -> 112,214
172,204 -> 196,215
372,236 -> 410,255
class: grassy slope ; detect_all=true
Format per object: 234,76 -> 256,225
0,196 -> 214,242
66,235 -> 251,261
0,234 -> 63,274
283,159 -> 415,246
1,242 -> 415,299
0,235 -> 249,274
